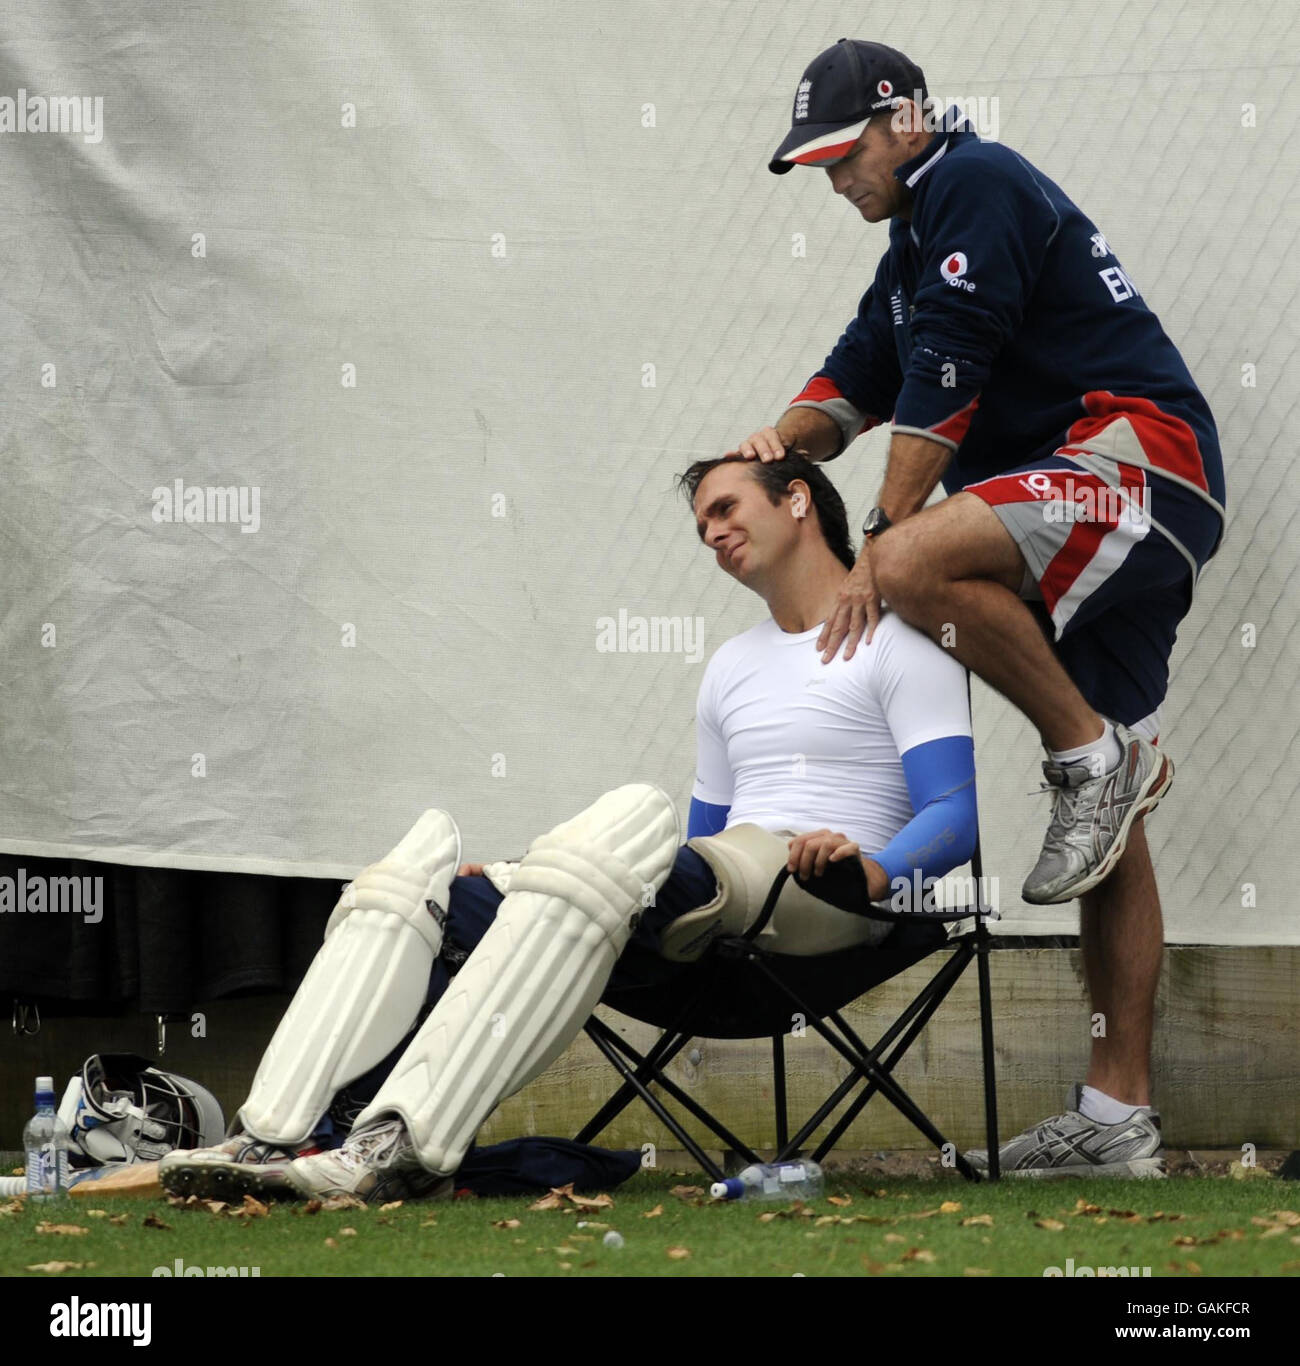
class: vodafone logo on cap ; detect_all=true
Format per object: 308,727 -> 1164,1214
876,79 -> 893,97
940,251 -> 968,280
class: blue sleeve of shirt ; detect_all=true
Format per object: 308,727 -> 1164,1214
687,796 -> 730,840
870,735 -> 978,888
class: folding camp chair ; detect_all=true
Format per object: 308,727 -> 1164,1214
576,833 -> 1001,1182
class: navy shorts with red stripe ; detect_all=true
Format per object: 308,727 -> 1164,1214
960,394 -> 1223,731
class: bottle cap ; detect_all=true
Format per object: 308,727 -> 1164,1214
36,1075 -> 54,1093
710,1178 -> 745,1200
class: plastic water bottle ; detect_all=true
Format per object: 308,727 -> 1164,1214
23,1076 -> 70,1199
710,1158 -> 823,1201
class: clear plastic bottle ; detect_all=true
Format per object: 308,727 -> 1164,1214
23,1075 -> 70,1199
710,1158 -> 823,1201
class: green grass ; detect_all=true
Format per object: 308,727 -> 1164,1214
3,1170 -> 1299,1277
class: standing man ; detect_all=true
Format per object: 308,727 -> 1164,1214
734,40 -> 1226,1176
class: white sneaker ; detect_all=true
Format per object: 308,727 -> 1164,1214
159,1133 -> 316,1200
965,1084 -> 1165,1179
282,1116 -> 452,1204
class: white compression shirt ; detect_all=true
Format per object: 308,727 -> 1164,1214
691,611 -> 972,855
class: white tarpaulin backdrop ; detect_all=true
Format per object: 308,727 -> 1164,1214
0,1 -> 1295,943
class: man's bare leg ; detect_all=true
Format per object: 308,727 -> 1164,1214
1079,819 -> 1162,1107
870,491 -> 1106,752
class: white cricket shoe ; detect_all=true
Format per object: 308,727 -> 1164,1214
281,1116 -> 453,1203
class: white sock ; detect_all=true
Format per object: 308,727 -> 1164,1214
1078,1084 -> 1140,1124
1049,722 -> 1122,776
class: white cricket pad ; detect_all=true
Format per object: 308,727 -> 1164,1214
353,783 -> 680,1173
661,823 -> 891,960
238,808 -> 461,1146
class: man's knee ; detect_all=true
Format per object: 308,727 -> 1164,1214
871,520 -> 933,615
873,494 -> 1026,605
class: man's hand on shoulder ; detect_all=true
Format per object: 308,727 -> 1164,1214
817,544 -> 885,663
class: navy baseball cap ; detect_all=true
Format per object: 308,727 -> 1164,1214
769,39 -> 928,174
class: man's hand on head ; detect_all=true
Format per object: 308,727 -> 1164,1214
725,425 -> 791,464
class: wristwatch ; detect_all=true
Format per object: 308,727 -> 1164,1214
861,506 -> 893,539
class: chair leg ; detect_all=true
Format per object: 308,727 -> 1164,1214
581,1017 -> 762,1177
752,946 -> 985,1180
772,1035 -> 789,1152
575,1025 -> 692,1143
581,1019 -> 726,1180
975,916 -> 1001,1181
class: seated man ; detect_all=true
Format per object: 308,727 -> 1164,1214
160,454 -> 978,1203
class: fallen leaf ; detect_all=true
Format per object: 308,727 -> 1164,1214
85,1210 -> 108,1219
234,1195 -> 268,1219
1035,1219 -> 1065,1231
491,1218 -> 521,1230
964,1267 -> 991,1276
569,1192 -> 614,1211
26,1261 -> 94,1273
142,1213 -> 170,1230
1270,1210 -> 1300,1226
339,1227 -> 357,1237
815,1215 -> 841,1227
1186,1260 -> 1202,1274
553,1245 -> 578,1256
939,1201 -> 962,1214
1259,1225 -> 1288,1239
642,1205 -> 663,1219
670,1185 -> 705,1201
827,1195 -> 853,1208
203,1200 -> 228,1216
883,1233 -> 906,1244
108,1214 -> 128,1226
420,1218 -> 438,1228
666,1246 -> 691,1260
528,1192 -> 566,1212
301,1199 -> 322,1215
576,1220 -> 609,1231
961,1214 -> 994,1227
557,1261 -> 572,1270
35,1223 -> 89,1236
324,1237 -> 338,1249
380,1201 -> 403,1212
320,1194 -> 365,1212
1074,1200 -> 1101,1215
902,1247 -> 936,1262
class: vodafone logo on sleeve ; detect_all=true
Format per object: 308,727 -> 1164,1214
939,250 -> 976,292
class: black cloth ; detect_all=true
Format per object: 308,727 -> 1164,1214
0,852 -> 334,1015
